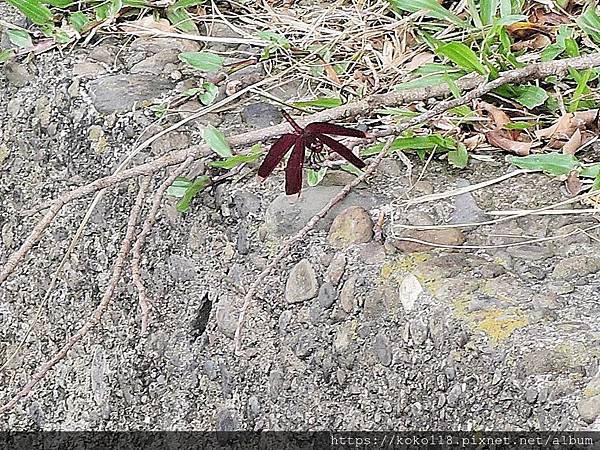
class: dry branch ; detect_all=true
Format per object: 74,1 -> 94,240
2,53 -> 600,286
0,177 -> 151,414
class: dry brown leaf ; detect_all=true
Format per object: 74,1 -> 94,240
323,62 -> 341,84
480,101 -> 511,128
506,22 -> 549,39
121,17 -> 175,35
464,134 -> 484,151
512,34 -> 552,51
405,52 -> 435,71
562,128 -> 582,155
566,170 -> 583,196
536,110 -> 599,141
486,130 -> 531,155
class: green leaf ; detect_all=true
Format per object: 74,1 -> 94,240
480,0 -> 499,25
198,82 -> 218,106
448,143 -> 468,168
292,97 -> 342,109
257,31 -> 290,49
178,51 -> 223,72
499,0 -> 512,17
176,175 -> 211,212
581,163 -> 600,179
394,72 -> 463,91
167,177 -> 193,198
45,0 -> 73,6
307,167 -> 328,187
568,68 -> 592,112
509,153 -> 580,176
362,134 -> 457,156
166,7 -> 199,34
209,145 -> 264,169
466,0 -> 483,28
203,126 -> 232,158
513,85 -> 548,109
7,29 -> 32,48
107,0 -> 122,18
69,12 -> 89,32
577,4 -> 600,44
171,0 -> 205,8
541,43 -> 564,62
593,173 -> 600,191
7,0 -> 53,26
340,164 -> 364,176
436,42 -> 487,75
0,49 -> 15,63
387,0 -> 466,27
504,122 -> 535,130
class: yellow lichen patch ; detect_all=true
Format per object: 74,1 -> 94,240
380,254 -> 430,282
451,295 -> 529,344
475,309 -> 529,343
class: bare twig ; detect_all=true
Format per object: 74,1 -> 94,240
0,177 -> 151,414
131,157 -> 195,333
2,53 -> 600,286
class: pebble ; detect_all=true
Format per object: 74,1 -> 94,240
339,275 -> 357,313
328,206 -> 374,249
447,384 -> 462,407
357,242 -> 386,265
215,300 -> 237,338
450,179 -> 487,224
264,186 -> 385,236
525,388 -> 538,404
168,255 -> 196,281
578,395 -> 600,424
130,51 -> 178,75
317,282 -> 337,309
393,228 -> 465,253
409,318 -> 428,345
326,253 -> 346,286
215,408 -> 239,431
241,102 -> 282,128
73,61 -> 106,77
552,256 -> 600,280
4,61 -> 31,87
399,274 -> 423,312
285,259 -> 319,303
374,332 -> 393,367
87,74 -> 174,113
246,396 -> 261,420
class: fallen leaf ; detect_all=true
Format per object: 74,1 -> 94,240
566,170 -> 583,195
562,128 -> 582,154
464,134 -> 484,151
323,62 -> 341,84
512,34 -> 552,51
507,22 -> 549,40
480,101 -> 511,129
121,17 -> 175,35
405,52 -> 435,71
486,129 -> 531,155
536,110 -> 599,139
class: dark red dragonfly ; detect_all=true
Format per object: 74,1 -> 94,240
257,110 -> 367,195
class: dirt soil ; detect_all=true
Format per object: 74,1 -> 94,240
1,2 -> 599,431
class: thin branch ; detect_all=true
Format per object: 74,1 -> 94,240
2,52 -> 600,287
0,177 -> 151,414
131,157 -> 195,333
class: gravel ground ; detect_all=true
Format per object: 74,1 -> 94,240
1,3 -> 600,431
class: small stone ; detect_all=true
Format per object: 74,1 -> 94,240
150,131 -> 189,155
374,332 -> 392,366
168,255 -> 196,281
233,192 -> 261,217
203,361 -> 218,380
264,186 -> 385,236
73,61 -> 106,77
4,61 -> 31,87
413,180 -> 434,195
236,222 -> 250,255
450,179 -> 487,224
285,259 -> 318,303
131,35 -> 199,54
339,275 -> 357,313
409,318 -> 428,345
578,395 -> 600,424
333,323 -> 353,353
393,228 -> 465,253
525,388 -> 538,404
447,384 -> 462,407
326,253 -> 346,286
328,206 -> 374,249
317,282 -> 337,309
507,244 -> 553,261
399,273 -> 423,312
247,396 -> 260,420
358,242 -> 386,265
215,300 -> 237,338
131,51 -> 178,74
405,211 -> 435,226
552,256 -> 600,280
87,74 -> 174,113
89,45 -> 117,64
294,331 -> 315,358
378,158 -> 403,177
241,102 -> 282,128
215,408 -> 239,431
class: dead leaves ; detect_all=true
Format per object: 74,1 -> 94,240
480,101 -> 532,155
535,109 -> 599,153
